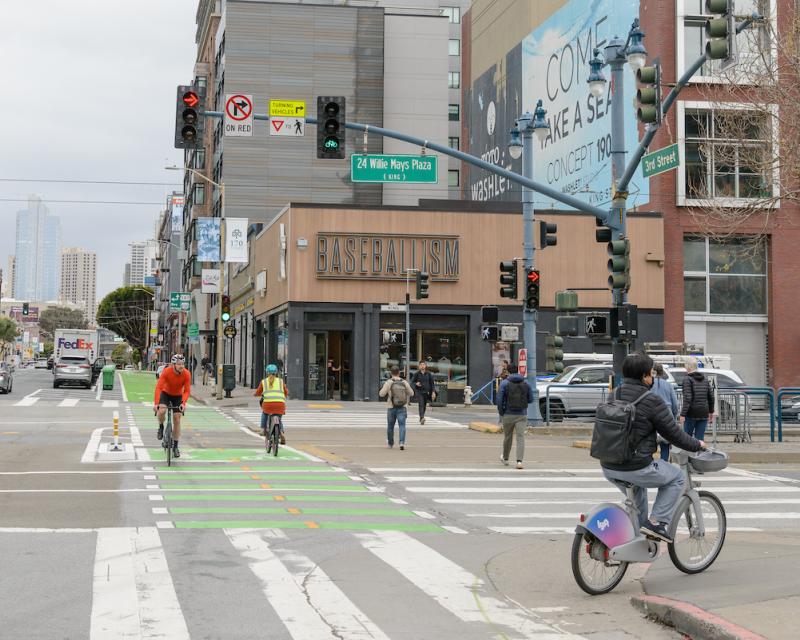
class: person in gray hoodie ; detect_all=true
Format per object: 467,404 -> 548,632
651,363 -> 679,461
497,365 -> 534,469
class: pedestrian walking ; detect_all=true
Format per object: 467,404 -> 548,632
410,360 -> 436,424
378,365 -> 414,450
497,364 -> 533,469
651,363 -> 679,461
200,354 -> 210,386
680,358 -> 715,442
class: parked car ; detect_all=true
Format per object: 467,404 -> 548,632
90,357 -> 110,384
124,364 -> 135,371
0,363 -> 13,393
53,356 -> 93,389
35,358 -> 49,369
781,398 -> 800,422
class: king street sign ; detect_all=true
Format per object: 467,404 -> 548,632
170,292 -> 192,312
641,143 -> 680,178
351,154 -> 438,183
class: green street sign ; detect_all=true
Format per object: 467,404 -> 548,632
188,322 -> 199,338
170,292 -> 192,311
641,143 -> 680,178
351,154 -> 438,183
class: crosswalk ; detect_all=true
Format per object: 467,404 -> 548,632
369,465 -> 800,535
13,396 -> 121,408
0,526 -> 582,639
234,408 -> 467,429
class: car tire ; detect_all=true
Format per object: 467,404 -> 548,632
53,381 -> 59,389
540,398 -> 565,422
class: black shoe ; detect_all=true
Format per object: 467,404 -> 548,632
157,425 -> 164,440
640,521 -> 673,543
400,444 -> 405,450
172,445 -> 180,458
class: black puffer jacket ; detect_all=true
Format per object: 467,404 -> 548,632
681,371 -> 715,419
602,378 -> 703,472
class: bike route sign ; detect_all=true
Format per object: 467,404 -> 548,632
351,154 -> 438,183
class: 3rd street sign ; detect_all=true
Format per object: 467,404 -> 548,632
351,154 -> 438,183
641,143 -> 680,178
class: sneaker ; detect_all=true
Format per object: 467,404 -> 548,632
400,444 -> 405,450
172,445 -> 180,459
516,461 -> 523,470
501,456 -> 509,466
420,417 -> 425,425
388,444 -> 394,449
640,521 -> 672,543
280,433 -> 286,445
157,425 -> 164,440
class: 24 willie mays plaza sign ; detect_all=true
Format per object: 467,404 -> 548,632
316,233 -> 459,281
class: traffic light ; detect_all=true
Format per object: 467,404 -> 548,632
499,260 -> 518,298
174,84 -> 206,149
524,267 -> 540,311
704,0 -> 736,65
545,335 -> 565,373
415,271 -> 430,300
317,96 -> 346,159
607,238 -> 631,291
596,217 -> 612,244
636,59 -> 662,125
221,295 -> 231,322
22,302 -> 29,316
539,220 -> 558,249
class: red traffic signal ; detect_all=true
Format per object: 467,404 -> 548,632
182,91 -> 199,108
526,269 -> 540,284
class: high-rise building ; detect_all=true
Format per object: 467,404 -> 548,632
60,248 -> 98,325
123,263 -> 131,287
127,241 -> 158,286
3,256 -> 14,298
14,195 -> 62,302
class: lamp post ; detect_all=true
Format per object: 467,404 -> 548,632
585,18 -> 648,383
507,99 -> 549,425
166,165 -> 226,398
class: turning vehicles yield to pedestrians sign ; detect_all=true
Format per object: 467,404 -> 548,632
224,94 -> 253,137
270,118 -> 304,137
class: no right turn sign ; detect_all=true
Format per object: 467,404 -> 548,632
224,94 -> 253,137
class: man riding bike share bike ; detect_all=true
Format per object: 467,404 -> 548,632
599,353 -> 706,543
154,354 -> 191,458
253,364 -> 288,444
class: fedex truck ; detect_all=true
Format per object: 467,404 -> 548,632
54,329 -> 100,363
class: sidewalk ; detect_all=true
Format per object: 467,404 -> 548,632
190,380 -> 253,408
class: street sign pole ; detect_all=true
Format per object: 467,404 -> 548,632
215,188 -> 226,399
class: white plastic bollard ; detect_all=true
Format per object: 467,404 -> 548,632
111,410 -> 121,451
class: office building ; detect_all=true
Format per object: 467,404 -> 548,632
14,195 -> 61,302
60,248 -> 98,325
127,240 -> 158,287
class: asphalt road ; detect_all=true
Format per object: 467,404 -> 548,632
0,370 -> 684,639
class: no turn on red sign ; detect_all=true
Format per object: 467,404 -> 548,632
224,94 -> 253,137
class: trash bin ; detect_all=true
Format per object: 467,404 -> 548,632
431,374 -> 448,407
102,364 -> 116,391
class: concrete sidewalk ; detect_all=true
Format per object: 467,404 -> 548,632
190,380 -> 252,407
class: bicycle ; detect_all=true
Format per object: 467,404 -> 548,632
264,414 -> 281,457
571,448 -> 728,595
156,403 -> 181,467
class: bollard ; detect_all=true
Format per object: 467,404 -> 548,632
463,385 -> 473,407
111,410 -> 121,451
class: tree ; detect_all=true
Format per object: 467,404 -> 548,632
0,317 -> 17,359
38,306 -> 87,337
96,287 -> 154,351
111,342 -> 132,367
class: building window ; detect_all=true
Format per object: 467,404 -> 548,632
448,104 -> 460,121
448,170 -> 459,187
448,136 -> 459,150
448,71 -> 460,88
682,107 -> 772,201
683,235 -> 767,315
441,7 -> 460,23
677,0 -> 772,81
448,39 -> 460,56
193,182 -> 205,205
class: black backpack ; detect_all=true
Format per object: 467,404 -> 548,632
590,388 -> 650,464
506,380 -> 529,411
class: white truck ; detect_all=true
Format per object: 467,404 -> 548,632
54,329 -> 100,364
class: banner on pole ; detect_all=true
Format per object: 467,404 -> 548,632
196,218 -> 221,262
225,218 -> 249,263
201,268 -> 220,293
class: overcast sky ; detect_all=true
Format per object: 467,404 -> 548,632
0,1 -> 198,300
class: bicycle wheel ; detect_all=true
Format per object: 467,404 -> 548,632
164,414 -> 173,467
668,491 -> 726,574
265,419 -> 271,454
271,417 -> 280,457
571,532 -> 628,595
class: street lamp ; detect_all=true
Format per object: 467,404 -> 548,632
165,164 -> 226,399
587,50 -> 607,98
626,21 -> 648,72
505,103 -> 549,426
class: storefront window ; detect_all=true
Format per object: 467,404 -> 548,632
380,328 -> 408,382
419,331 -> 467,389
275,311 -> 288,374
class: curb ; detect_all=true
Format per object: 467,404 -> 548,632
631,595 -> 767,640
572,440 -> 590,449
469,421 -> 502,434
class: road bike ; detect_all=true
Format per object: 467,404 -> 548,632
156,403 -> 181,467
265,414 -> 281,457
571,449 -> 728,595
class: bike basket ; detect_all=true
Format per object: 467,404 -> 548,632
689,450 -> 729,473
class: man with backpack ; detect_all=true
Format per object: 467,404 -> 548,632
379,365 -> 415,450
497,364 -> 534,469
591,353 -> 706,543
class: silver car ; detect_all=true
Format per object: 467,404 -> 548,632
53,356 -> 93,389
0,363 -> 13,393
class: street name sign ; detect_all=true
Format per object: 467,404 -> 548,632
170,292 -> 192,312
351,154 -> 438,183
641,143 -> 679,178
380,303 -> 407,312
500,325 -> 519,342
224,94 -> 253,137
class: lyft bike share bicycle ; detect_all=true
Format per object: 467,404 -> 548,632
571,449 -> 729,595
265,414 -> 281,457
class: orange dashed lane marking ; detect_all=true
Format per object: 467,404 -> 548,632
287,508 -> 302,515
304,521 -> 320,529
260,483 -> 272,489
274,495 -> 286,501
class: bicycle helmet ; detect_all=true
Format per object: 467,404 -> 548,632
171,354 -> 185,364
266,364 -> 278,375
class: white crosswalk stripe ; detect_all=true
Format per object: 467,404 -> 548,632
370,466 -> 800,535
1,527 -> 580,640
234,408 -> 466,429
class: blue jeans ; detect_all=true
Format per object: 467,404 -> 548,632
260,413 -> 283,434
387,407 -> 407,446
602,461 -> 685,528
659,442 -> 670,461
684,417 -> 708,441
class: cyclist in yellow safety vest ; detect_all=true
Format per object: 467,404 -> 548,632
253,364 -> 288,443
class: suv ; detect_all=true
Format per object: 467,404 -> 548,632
53,356 -> 93,389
